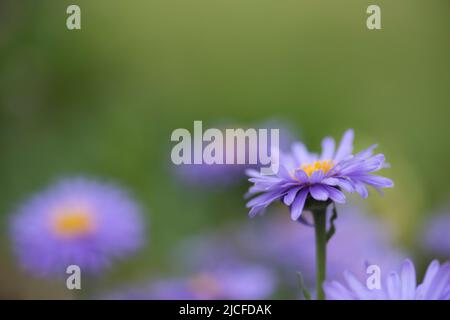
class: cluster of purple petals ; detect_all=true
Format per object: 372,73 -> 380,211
246,129 -> 393,220
10,178 -> 145,277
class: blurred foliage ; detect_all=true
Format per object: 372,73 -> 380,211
0,0 -> 449,298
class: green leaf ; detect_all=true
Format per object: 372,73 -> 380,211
326,203 -> 338,242
296,272 -> 312,300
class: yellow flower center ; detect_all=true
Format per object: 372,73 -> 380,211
300,160 -> 334,177
188,273 -> 222,298
51,205 -> 95,238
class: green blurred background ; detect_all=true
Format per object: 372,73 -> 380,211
1,0 -> 449,298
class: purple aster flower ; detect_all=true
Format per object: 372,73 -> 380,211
324,259 -> 450,300
246,129 -> 394,220
105,265 -> 276,300
10,177 -> 145,277
422,212 -> 450,259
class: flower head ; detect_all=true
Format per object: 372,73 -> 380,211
246,129 -> 393,220
324,259 -> 450,300
10,177 -> 145,277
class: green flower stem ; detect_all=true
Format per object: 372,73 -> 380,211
313,206 -> 327,300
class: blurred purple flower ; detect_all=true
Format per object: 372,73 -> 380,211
423,212 -> 450,258
324,259 -> 450,300
10,177 -> 145,277
239,205 -> 403,287
106,265 -> 276,300
173,162 -> 245,188
246,129 -> 393,220
173,204 -> 402,296
172,120 -> 296,188
255,118 -> 298,154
